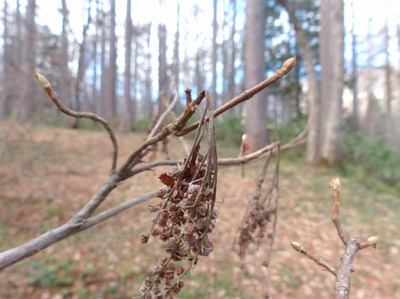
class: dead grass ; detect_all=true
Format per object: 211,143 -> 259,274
0,124 -> 399,298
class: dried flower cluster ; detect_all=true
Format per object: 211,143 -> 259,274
140,93 -> 218,298
235,147 -> 280,269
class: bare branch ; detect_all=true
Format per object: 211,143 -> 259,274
330,177 -> 349,245
81,191 -> 157,230
35,73 -> 118,173
290,241 -> 336,275
0,175 -> 119,270
148,93 -> 179,140
290,177 -> 380,299
175,56 -> 296,136
119,90 -> 206,176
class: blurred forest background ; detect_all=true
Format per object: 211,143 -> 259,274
1,0 -> 400,298
1,0 -> 400,181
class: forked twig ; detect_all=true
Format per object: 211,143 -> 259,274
290,177 -> 379,299
175,57 -> 296,136
35,73 -> 119,173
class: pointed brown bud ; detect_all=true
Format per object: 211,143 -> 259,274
279,56 -> 296,75
330,176 -> 341,190
290,241 -> 303,252
35,73 -> 51,88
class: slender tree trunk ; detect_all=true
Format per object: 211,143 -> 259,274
195,50 -> 204,96
172,2 -> 181,112
20,0 -> 37,121
244,0 -> 268,151
278,0 -> 320,164
60,0 -> 71,109
211,0 -> 218,105
158,23 -> 168,111
121,0 -> 133,132
99,1 -> 107,117
362,19 -> 375,136
92,0 -> 100,113
319,0 -> 344,166
227,0 -> 237,103
71,1 -> 92,128
1,0 -> 10,117
108,0 -> 117,118
350,0 -> 358,125
396,23 -> 400,147
144,24 -> 153,118
383,18 -> 393,144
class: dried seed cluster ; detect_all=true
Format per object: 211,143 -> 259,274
238,196 -> 275,262
140,146 -> 218,298
235,150 -> 280,269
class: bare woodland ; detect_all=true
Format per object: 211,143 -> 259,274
1,0 -> 400,298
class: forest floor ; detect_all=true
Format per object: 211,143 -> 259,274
1,124 -> 399,299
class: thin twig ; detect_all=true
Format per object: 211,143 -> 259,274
175,57 -> 296,136
290,177 -> 380,299
81,191 -> 157,230
290,241 -> 336,275
148,93 -> 179,140
160,92 -> 190,156
330,177 -> 349,245
119,90 -> 205,176
35,73 -> 118,174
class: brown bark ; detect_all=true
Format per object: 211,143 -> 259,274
350,0 -> 358,124
383,18 -> 393,144
59,0 -> 71,109
158,23 -> 168,112
71,1 -> 92,128
227,0 -> 237,103
244,0 -> 268,151
211,0 -> 218,105
172,2 -> 182,112
121,0 -> 133,132
99,1 -> 107,117
278,0 -> 320,164
1,0 -> 10,117
20,0 -> 37,121
319,0 -> 344,166
108,0 -> 117,117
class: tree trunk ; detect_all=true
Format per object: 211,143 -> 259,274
278,0 -> 321,164
108,0 -> 117,118
227,0 -> 237,103
99,1 -> 107,117
121,0 -> 133,132
92,0 -> 100,113
20,0 -> 37,121
1,0 -> 10,117
211,0 -> 218,105
158,23 -> 168,111
172,2 -> 182,112
143,24 -> 153,118
244,0 -> 268,151
60,0 -> 71,109
383,18 -> 393,145
350,0 -> 358,125
71,1 -> 92,129
319,0 -> 344,166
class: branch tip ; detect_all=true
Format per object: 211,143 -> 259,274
330,176 -> 341,191
290,241 -> 302,252
361,235 -> 379,249
35,73 -> 51,88
280,56 -> 296,75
